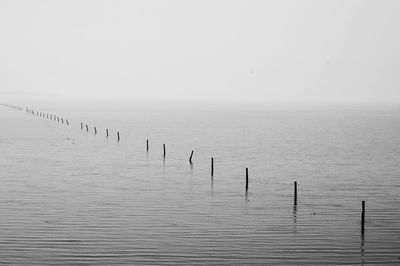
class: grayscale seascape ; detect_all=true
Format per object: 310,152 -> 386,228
2,0 -> 400,264
1,102 -> 399,265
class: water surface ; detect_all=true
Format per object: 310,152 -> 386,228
1,102 -> 400,265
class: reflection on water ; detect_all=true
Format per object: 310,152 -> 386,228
292,205 -> 297,234
1,104 -> 400,265
360,233 -> 365,266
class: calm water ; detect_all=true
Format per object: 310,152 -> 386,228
1,102 -> 400,265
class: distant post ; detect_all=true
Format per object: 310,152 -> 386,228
94,127 -> 97,135
245,168 -> 249,191
86,124 -> 89,132
211,158 -> 214,176
361,201 -> 365,234
146,139 -> 149,152
294,181 -> 297,205
163,144 -> 166,157
189,150 -> 194,163
106,129 -> 109,138
117,131 -> 120,142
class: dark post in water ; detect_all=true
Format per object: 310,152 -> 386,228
211,158 -> 214,176
146,139 -> 149,151
245,168 -> 249,191
294,181 -> 297,205
94,127 -> 97,135
163,144 -> 166,157
117,131 -> 120,142
189,150 -> 194,163
86,124 -> 89,132
106,129 -> 109,138
361,201 -> 365,234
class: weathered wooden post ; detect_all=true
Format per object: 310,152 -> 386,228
361,201 -> 365,234
189,150 -> 194,163
211,158 -> 214,176
245,168 -> 249,191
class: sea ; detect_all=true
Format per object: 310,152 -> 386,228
1,101 -> 399,265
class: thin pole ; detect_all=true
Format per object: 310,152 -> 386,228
361,201 -> 365,234
86,124 -> 89,132
163,144 -> 166,157
189,150 -> 194,163
245,168 -> 249,191
117,131 -> 120,142
94,127 -> 97,135
146,139 -> 149,151
211,158 -> 214,176
294,181 -> 297,205
106,129 -> 109,138
81,122 -> 83,130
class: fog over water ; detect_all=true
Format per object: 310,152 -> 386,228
1,0 -> 400,103
1,0 -> 400,265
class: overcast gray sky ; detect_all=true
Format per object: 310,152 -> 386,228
1,0 -> 399,103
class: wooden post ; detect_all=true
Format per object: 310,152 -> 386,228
117,131 -> 120,142
245,168 -> 249,191
189,150 -> 194,163
294,181 -> 297,205
211,158 -> 214,176
81,122 -> 83,130
66,120 -> 69,125
163,144 -> 166,157
61,118 -> 64,124
146,139 -> 149,151
106,129 -> 109,138
86,124 -> 89,132
361,201 -> 365,234
94,127 -> 97,134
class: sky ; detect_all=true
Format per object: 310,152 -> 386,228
0,0 -> 400,103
